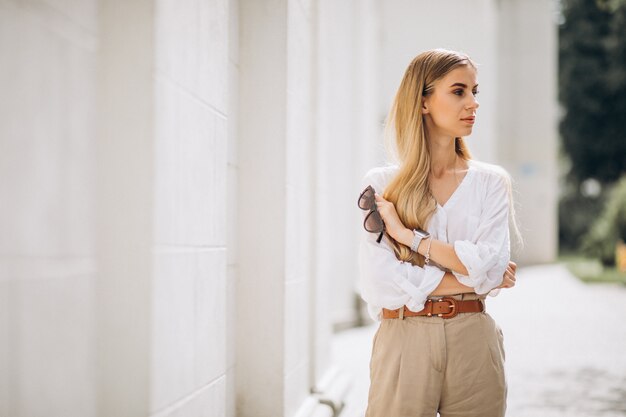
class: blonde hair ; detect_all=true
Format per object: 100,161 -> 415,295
382,48 -> 522,265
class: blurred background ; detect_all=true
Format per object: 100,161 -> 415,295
0,0 -> 625,416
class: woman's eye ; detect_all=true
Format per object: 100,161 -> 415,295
454,89 -> 480,96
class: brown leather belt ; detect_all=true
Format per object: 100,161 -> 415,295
382,297 -> 484,319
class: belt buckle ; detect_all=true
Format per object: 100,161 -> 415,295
438,296 -> 458,319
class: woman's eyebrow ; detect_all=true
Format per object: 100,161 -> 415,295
449,82 -> 479,88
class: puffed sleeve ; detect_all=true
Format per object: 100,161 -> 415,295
451,173 -> 511,295
357,168 -> 446,320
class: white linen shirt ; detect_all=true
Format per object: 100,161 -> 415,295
357,159 -> 511,322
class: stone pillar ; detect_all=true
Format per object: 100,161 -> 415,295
351,0 -> 383,326
236,1 -> 288,416
0,1 -> 99,416
495,0 -> 559,264
237,1 -> 348,415
151,0 -> 229,414
95,1 -> 155,415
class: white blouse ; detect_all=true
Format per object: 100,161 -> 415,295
357,159 -> 511,322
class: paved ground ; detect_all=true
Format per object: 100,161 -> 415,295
332,264 -> 626,417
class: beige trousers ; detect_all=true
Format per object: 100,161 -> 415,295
365,293 -> 507,417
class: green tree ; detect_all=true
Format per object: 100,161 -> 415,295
581,175 -> 626,264
558,0 -> 626,252
559,0 -> 623,184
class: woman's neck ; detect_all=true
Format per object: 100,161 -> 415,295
429,135 -> 461,178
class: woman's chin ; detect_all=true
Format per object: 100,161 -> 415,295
460,126 -> 474,136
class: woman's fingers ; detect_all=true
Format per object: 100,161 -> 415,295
372,193 -> 406,241
374,194 -> 389,219
499,277 -> 514,289
505,267 -> 516,280
497,268 -> 517,289
507,275 -> 515,287
507,263 -> 517,282
374,194 -> 387,212
497,261 -> 518,289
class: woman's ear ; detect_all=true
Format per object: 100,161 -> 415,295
421,98 -> 430,115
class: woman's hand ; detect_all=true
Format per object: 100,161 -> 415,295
495,261 -> 517,289
374,193 -> 413,245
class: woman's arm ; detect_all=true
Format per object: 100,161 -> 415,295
375,194 -> 470,276
429,261 -> 517,296
429,271 -> 474,295
394,228 -> 469,275
357,170 -> 450,314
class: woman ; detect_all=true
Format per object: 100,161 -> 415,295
358,49 -> 522,417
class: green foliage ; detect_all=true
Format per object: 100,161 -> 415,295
559,0 -> 626,184
561,254 -> 626,284
558,183 -> 608,252
580,175 -> 626,265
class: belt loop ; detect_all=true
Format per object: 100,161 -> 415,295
399,305 -> 404,320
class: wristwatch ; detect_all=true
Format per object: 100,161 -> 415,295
410,228 -> 430,253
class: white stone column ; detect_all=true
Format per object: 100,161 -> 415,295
315,0 -> 361,330
350,0 -> 383,325
95,1 -> 155,415
151,0 -> 229,414
0,1 -> 99,416
495,0 -> 559,264
227,0 -> 240,415
236,1 -> 288,416
237,1 -> 349,415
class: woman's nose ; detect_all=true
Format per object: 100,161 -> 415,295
468,96 -> 479,110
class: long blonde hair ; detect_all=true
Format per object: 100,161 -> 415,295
382,49 -> 517,266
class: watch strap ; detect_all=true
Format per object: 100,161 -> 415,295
410,229 -> 430,252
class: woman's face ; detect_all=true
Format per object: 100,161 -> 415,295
421,65 -> 480,139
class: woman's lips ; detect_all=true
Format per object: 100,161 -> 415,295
462,118 -> 475,124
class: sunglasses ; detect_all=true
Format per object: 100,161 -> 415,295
358,185 -> 385,243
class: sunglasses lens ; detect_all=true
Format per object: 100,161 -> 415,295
364,211 -> 384,233
358,187 -> 374,210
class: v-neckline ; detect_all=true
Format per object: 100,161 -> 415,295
434,163 -> 474,209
